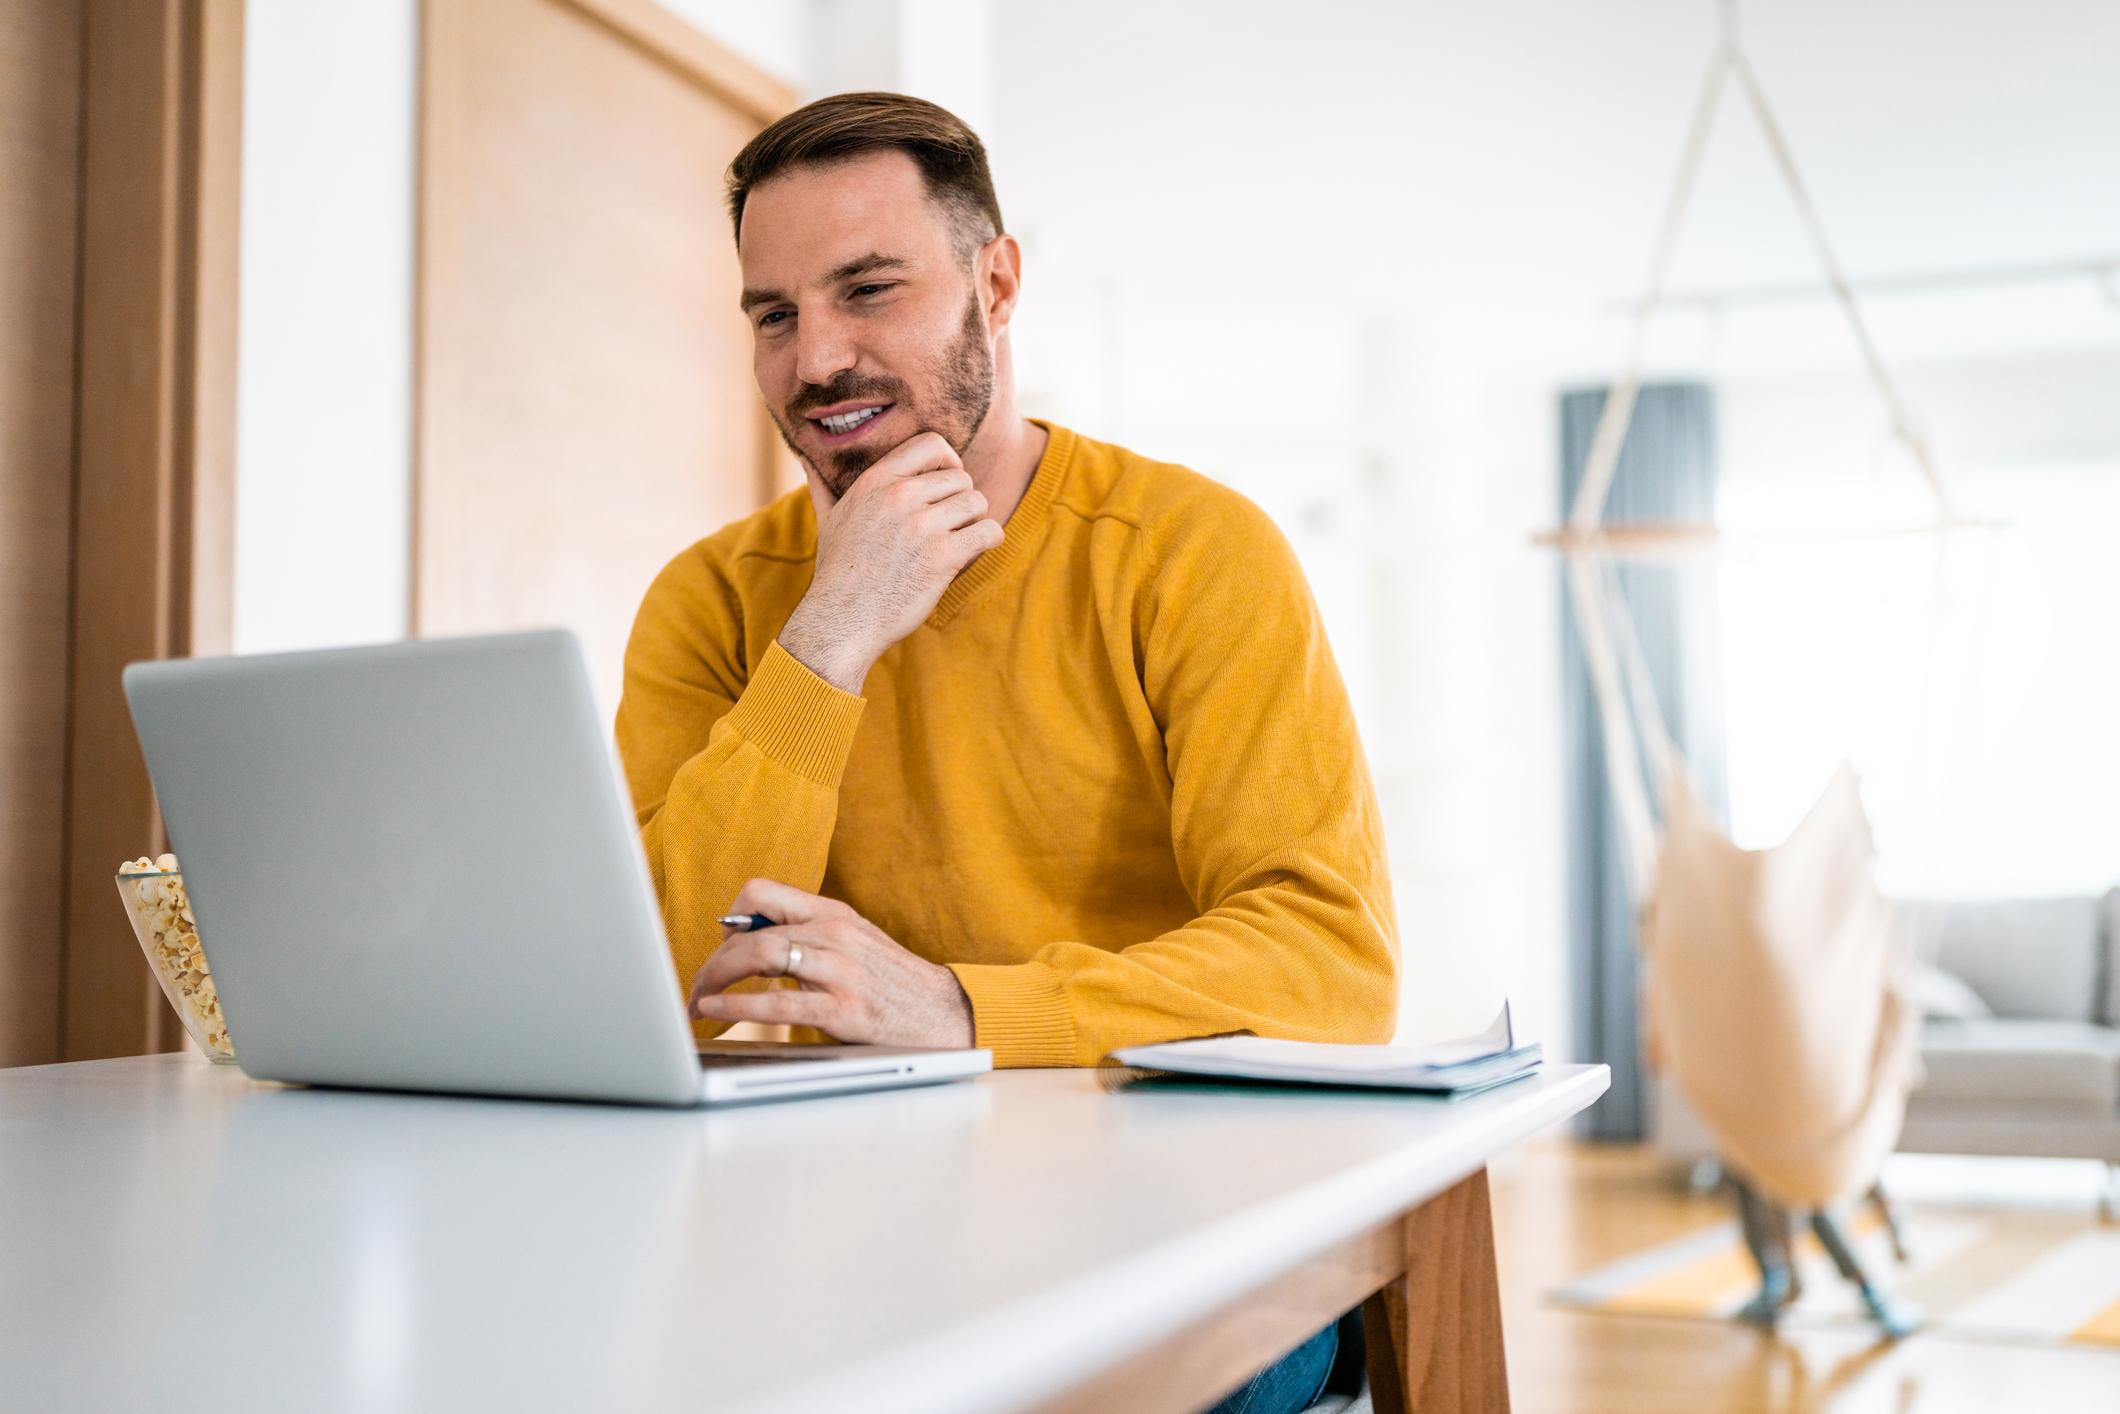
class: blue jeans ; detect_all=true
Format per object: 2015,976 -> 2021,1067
1203,1313 -> 1339,1414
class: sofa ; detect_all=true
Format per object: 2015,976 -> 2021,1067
1653,889 -> 2120,1213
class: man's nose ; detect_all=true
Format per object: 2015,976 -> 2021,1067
792,310 -> 857,388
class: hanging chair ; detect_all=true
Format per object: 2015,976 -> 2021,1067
1541,5 -> 1990,1209
1579,550 -> 1924,1207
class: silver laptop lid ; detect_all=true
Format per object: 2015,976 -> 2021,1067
122,630 -> 704,1105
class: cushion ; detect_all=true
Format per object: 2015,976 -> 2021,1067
1915,1018 -> 2120,1110
1927,896 -> 2103,1023
1914,964 -> 1992,1021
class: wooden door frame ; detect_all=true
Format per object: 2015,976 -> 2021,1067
411,0 -> 797,639
60,0 -> 244,1060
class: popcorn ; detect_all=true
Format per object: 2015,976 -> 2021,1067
115,852 -> 233,1060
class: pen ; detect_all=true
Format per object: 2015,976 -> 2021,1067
717,913 -> 775,931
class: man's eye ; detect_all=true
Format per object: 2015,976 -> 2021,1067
757,310 -> 789,328
851,283 -> 894,297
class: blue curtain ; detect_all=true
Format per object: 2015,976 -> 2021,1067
1558,383 -> 1726,1141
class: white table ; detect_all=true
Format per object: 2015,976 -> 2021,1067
0,1054 -> 1606,1413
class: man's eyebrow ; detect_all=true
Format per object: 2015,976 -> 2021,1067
826,252 -> 911,283
739,253 -> 912,313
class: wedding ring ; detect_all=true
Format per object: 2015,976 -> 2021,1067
783,940 -> 804,980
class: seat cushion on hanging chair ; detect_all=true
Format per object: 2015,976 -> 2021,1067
1915,1018 -> 2120,1113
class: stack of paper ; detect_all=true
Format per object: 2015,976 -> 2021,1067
1107,1004 -> 1540,1096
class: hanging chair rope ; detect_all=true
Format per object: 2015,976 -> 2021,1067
1727,51 -> 1955,519
1558,1 -> 1967,905
1565,45 -> 1730,533
1566,552 -> 1661,900
1566,5 -> 1955,537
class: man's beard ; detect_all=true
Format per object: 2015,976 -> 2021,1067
772,293 -> 995,499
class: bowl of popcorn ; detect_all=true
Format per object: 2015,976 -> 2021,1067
117,853 -> 234,1063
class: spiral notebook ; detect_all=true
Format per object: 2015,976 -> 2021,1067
1106,1003 -> 1540,1097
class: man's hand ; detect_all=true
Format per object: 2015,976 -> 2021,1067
778,432 -> 1004,693
689,878 -> 976,1049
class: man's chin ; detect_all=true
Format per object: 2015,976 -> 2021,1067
820,453 -> 875,498
801,420 -> 953,497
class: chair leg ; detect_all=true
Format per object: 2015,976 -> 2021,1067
1811,1208 -> 1922,1340
1864,1182 -> 1913,1265
1731,1177 -> 1798,1326
1686,1155 -> 1724,1195
1809,1208 -> 1867,1284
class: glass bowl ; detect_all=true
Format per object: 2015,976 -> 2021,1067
116,859 -> 235,1063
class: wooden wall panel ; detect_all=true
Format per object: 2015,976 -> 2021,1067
415,0 -> 793,718
59,0 -> 241,1061
0,0 -> 84,1068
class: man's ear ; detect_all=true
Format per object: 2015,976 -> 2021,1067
980,233 -> 1023,337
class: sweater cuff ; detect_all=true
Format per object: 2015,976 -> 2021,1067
947,961 -> 1078,1068
720,640 -> 866,786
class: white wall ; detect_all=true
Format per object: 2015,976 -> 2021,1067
655,0 -> 808,90
234,0 -> 417,654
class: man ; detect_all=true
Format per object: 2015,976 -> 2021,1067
615,92 -> 1393,1408
618,87 -> 1395,1062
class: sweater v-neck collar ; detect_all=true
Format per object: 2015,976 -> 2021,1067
925,419 -> 1074,630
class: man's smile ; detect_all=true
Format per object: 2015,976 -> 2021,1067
807,401 -> 896,442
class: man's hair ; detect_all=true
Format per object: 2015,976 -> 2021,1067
725,92 -> 1004,262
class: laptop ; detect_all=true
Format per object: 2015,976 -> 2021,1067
120,629 -> 991,1107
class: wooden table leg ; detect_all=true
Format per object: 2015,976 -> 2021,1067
1362,1166 -> 1509,1414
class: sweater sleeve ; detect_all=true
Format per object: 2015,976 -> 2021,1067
946,497 -> 1400,1066
614,546 -> 864,1036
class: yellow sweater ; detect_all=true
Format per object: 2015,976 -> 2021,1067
615,419 -> 1398,1067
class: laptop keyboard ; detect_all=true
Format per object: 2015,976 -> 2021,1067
696,1049 -> 840,1068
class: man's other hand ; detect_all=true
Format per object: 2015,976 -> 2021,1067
689,877 -> 976,1049
777,431 -> 1004,694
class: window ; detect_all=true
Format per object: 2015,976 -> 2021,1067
1718,461 -> 2120,897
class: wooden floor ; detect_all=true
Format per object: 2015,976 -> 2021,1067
1487,1141 -> 2120,1413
